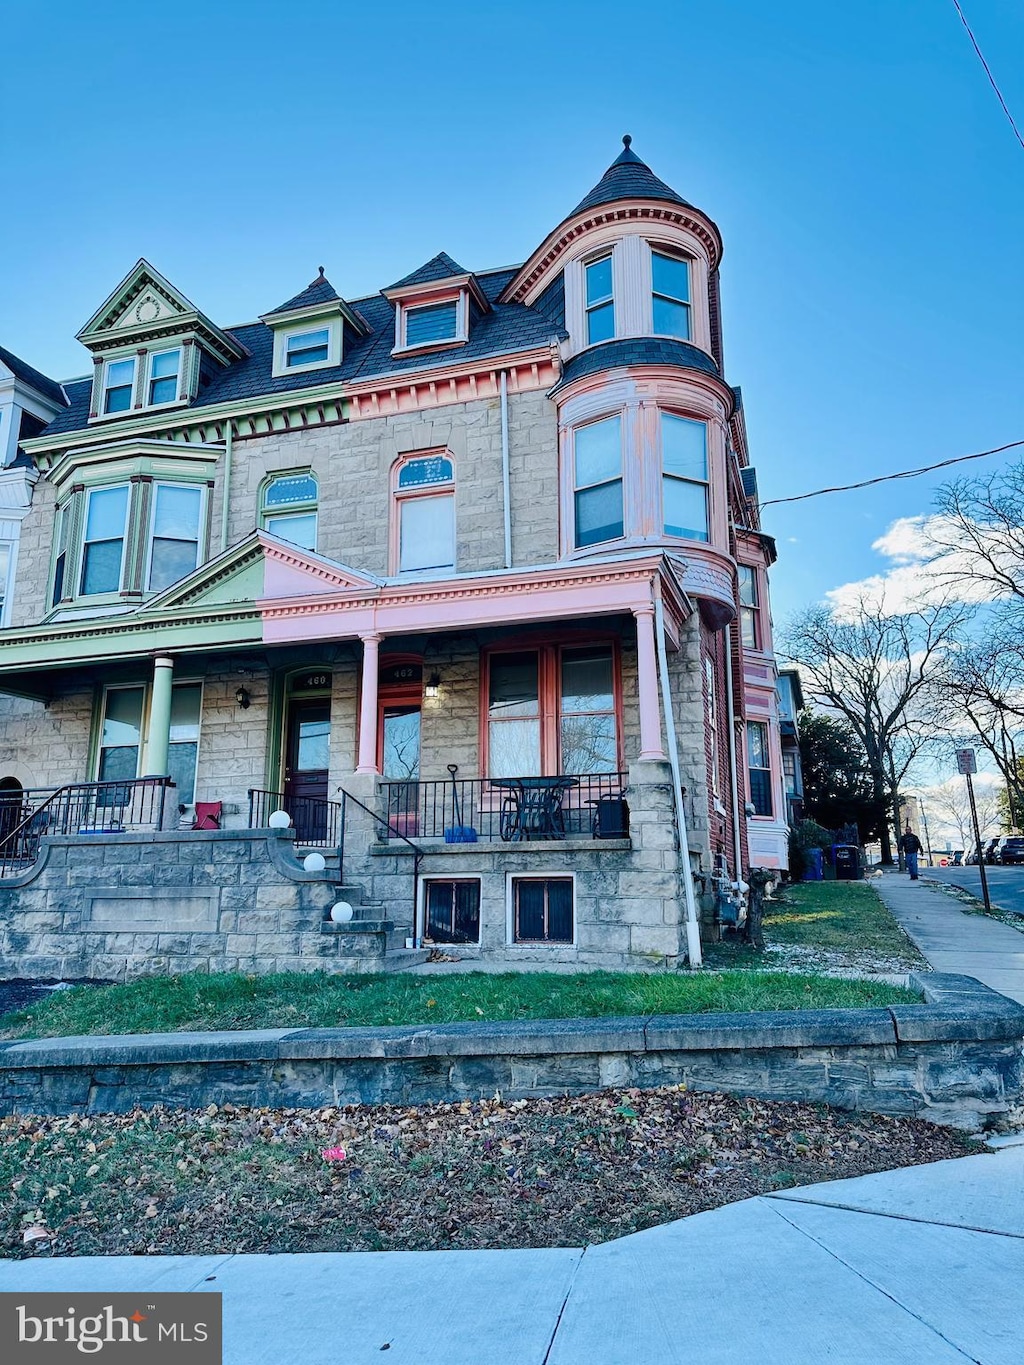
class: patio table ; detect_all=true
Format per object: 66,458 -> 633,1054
491,776 -> 579,841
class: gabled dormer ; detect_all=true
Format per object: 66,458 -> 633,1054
0,345 -> 67,467
77,259 -> 246,425
260,267 -> 369,378
382,252 -> 490,357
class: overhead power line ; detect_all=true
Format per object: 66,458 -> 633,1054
951,0 -> 1024,152
760,439 -> 1024,509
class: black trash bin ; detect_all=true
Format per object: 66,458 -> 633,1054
833,844 -> 861,880
593,796 -> 629,839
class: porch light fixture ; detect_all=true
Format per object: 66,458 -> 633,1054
235,686 -> 251,709
424,672 -> 441,699
268,810 -> 291,829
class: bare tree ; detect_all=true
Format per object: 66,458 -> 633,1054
930,467 -> 1024,620
921,778 -> 1003,853
780,593 -> 970,864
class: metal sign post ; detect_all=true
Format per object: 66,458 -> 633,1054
956,749 -> 992,914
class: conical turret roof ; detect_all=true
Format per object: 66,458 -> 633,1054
566,136 -> 694,219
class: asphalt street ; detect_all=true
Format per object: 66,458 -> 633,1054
924,865 -> 1024,917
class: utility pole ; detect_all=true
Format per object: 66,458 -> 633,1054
919,801 -> 934,867
957,749 -> 992,914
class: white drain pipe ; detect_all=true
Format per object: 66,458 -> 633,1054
723,624 -> 744,878
654,588 -> 703,967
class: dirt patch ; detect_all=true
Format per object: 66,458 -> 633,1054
2,1087 -> 975,1260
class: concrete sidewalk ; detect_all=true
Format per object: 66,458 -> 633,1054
3,1144 -> 1023,1364
873,870 -> 1024,1005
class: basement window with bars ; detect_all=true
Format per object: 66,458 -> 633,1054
424,880 -> 481,945
512,877 -> 574,944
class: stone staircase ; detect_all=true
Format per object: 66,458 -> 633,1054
317,872 -> 429,971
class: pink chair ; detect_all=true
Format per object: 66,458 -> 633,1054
192,801 -> 222,830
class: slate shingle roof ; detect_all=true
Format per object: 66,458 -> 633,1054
386,252 -> 469,291
0,345 -> 67,408
265,269 -> 341,316
566,137 -> 694,221
550,338 -> 720,395
40,268 -> 566,438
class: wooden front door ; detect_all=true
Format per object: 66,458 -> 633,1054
284,699 -> 331,842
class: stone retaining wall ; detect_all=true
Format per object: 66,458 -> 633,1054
2,974 -> 1021,1130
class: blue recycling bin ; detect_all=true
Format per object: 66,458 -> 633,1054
802,847 -> 824,881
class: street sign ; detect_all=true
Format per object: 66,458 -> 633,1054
956,749 -> 978,775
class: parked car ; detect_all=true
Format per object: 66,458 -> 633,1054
999,837 -> 1024,865
951,850 -> 964,866
983,837 -> 1004,865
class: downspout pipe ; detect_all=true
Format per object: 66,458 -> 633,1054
500,371 -> 512,568
654,587 -> 703,967
723,623 -> 744,879
219,421 -> 233,553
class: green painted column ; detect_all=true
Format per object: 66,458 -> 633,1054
144,655 -> 174,776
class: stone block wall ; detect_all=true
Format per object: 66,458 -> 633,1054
0,829 -> 388,979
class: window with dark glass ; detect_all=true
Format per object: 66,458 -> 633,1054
103,358 -> 135,414
81,485 -> 129,595
661,413 -> 709,541
747,720 -> 773,817
782,749 -> 798,798
148,348 -> 181,404
573,415 -> 623,548
513,877 -> 574,944
97,687 -> 145,783
488,652 -> 540,777
404,300 -> 459,347
262,471 -> 319,551
425,880 -> 481,945
286,328 -> 331,367
738,565 -> 759,649
148,484 -> 202,591
584,256 -> 614,344
168,683 -> 202,803
651,250 -> 691,338
51,505 -> 68,607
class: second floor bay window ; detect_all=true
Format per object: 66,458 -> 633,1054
651,250 -> 691,339
148,485 -> 202,591
661,413 -> 709,542
81,485 -> 129,594
738,565 -> 760,648
573,416 -> 623,548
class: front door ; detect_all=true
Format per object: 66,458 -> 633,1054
284,699 -> 331,842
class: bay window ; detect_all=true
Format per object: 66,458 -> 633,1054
573,416 -> 623,548
747,720 -> 773,817
651,250 -> 691,339
738,565 -> 760,648
148,484 -> 203,592
147,348 -> 181,404
394,454 -> 455,572
487,644 -> 619,777
81,485 -> 129,595
584,256 -> 614,344
102,358 -> 136,414
661,413 -> 709,542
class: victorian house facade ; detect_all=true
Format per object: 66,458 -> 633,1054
0,140 -> 789,978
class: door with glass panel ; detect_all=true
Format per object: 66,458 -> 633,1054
380,702 -> 421,836
284,700 -> 331,842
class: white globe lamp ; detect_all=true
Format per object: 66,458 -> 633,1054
303,851 -> 327,873
330,901 -> 354,924
268,809 -> 291,829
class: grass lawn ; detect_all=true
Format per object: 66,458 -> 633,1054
1,1090 -> 973,1258
708,880 -> 929,973
0,966 -> 919,1040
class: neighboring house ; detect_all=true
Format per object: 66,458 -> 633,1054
776,667 -> 804,825
0,139 -> 788,977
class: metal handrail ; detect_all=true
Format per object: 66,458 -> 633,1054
337,785 -> 426,944
247,787 -> 343,848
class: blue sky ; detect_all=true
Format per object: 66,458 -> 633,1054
2,0 -> 1022,620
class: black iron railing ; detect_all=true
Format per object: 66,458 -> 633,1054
248,788 -> 343,848
0,777 -> 172,879
379,771 -> 629,842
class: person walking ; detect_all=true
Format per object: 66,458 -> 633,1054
901,826 -> 923,881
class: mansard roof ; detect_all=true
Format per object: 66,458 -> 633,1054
265,268 -> 341,316
0,344 -> 67,407
40,265 -> 565,437
386,252 -> 469,291
566,136 -> 694,220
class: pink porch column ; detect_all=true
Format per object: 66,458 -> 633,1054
633,606 -> 666,761
356,632 -> 382,773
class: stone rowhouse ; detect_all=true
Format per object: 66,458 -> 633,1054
0,138 -> 788,978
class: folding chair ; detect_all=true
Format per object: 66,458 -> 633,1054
192,801 -> 222,830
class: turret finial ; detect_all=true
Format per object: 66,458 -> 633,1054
622,134 -> 632,150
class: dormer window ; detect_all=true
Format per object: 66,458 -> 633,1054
405,301 -> 459,348
651,250 -> 691,339
585,256 -> 614,344
147,348 -> 181,405
285,328 -> 331,368
103,358 -> 136,414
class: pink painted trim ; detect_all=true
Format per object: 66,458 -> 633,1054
356,634 -> 382,774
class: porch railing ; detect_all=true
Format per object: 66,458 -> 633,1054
248,788 -> 343,849
379,771 -> 629,842
0,777 -> 173,879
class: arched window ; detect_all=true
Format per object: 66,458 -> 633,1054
393,454 -> 455,573
261,471 -> 318,551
